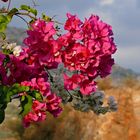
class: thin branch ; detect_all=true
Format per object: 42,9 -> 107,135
53,20 -> 63,25
7,0 -> 11,11
0,10 -> 36,20
15,12 -> 36,20
15,14 -> 30,28
32,0 -> 39,7
66,89 -> 81,100
44,67 -> 54,83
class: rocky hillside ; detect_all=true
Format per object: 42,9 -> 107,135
6,27 -> 26,45
111,65 -> 139,80
0,84 -> 140,140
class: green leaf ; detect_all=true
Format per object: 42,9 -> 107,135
34,92 -> 42,101
0,85 -> 3,94
0,15 -> 7,22
3,55 -> 10,66
29,8 -> 37,16
19,86 -> 30,92
0,75 -> 2,81
3,49 -> 12,55
0,103 -> 7,110
20,95 -> 33,116
2,85 -> 18,103
0,110 -> 5,124
0,86 -> 5,105
11,84 -> 29,93
0,15 -> 11,23
20,5 -> 30,11
0,15 -> 11,32
10,84 -> 21,94
8,8 -> 18,18
42,13 -> 51,22
29,19 -> 35,24
29,90 -> 43,101
0,23 -> 7,32
2,86 -> 8,95
5,91 -> 13,102
0,32 -> 6,40
6,15 -> 12,23
0,104 -> 3,109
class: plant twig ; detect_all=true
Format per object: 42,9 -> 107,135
44,68 -> 54,83
15,12 -> 36,20
66,89 -> 81,100
15,14 -> 30,28
7,0 -> 11,11
0,10 -> 36,20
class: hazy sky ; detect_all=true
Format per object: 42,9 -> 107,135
0,0 -> 140,73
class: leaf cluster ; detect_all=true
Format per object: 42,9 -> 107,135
0,83 -> 43,124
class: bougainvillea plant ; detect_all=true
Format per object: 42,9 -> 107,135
0,0 -> 117,127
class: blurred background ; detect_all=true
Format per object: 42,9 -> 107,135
0,0 -> 140,140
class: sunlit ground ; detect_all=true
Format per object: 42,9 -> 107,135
0,77 -> 140,140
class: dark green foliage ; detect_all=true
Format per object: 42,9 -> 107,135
0,83 -> 43,124
0,14 -> 11,32
20,95 -> 33,116
0,109 -> 5,124
28,90 -> 43,101
8,8 -> 18,18
20,5 -> 37,16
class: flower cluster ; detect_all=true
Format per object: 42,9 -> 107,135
21,78 -> 62,127
18,20 -> 63,126
0,13 -> 117,127
24,19 -> 62,68
0,19 -> 63,127
60,13 -> 116,95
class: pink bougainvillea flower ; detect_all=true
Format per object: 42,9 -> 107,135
21,77 -> 62,127
58,32 -> 73,47
80,78 -> 97,95
21,77 -> 51,96
64,73 -> 97,95
64,13 -> 83,40
64,74 -> 83,90
31,20 -> 56,41
0,52 -> 5,66
62,43 -> 91,71
22,91 -> 62,127
37,78 -> 51,96
32,100 -> 46,111
59,13 -> 117,95
0,66 -> 8,85
46,94 -> 62,117
98,55 -> 115,78
0,12 -> 117,128
23,100 -> 46,128
65,13 -> 83,31
60,13 -> 117,85
24,19 -> 62,69
6,55 -> 34,84
18,47 -> 29,61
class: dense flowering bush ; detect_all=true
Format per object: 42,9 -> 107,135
0,0 -> 117,127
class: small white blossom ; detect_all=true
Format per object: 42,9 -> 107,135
2,43 -> 22,56
7,43 -> 17,50
13,45 -> 22,56
2,43 -> 16,50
